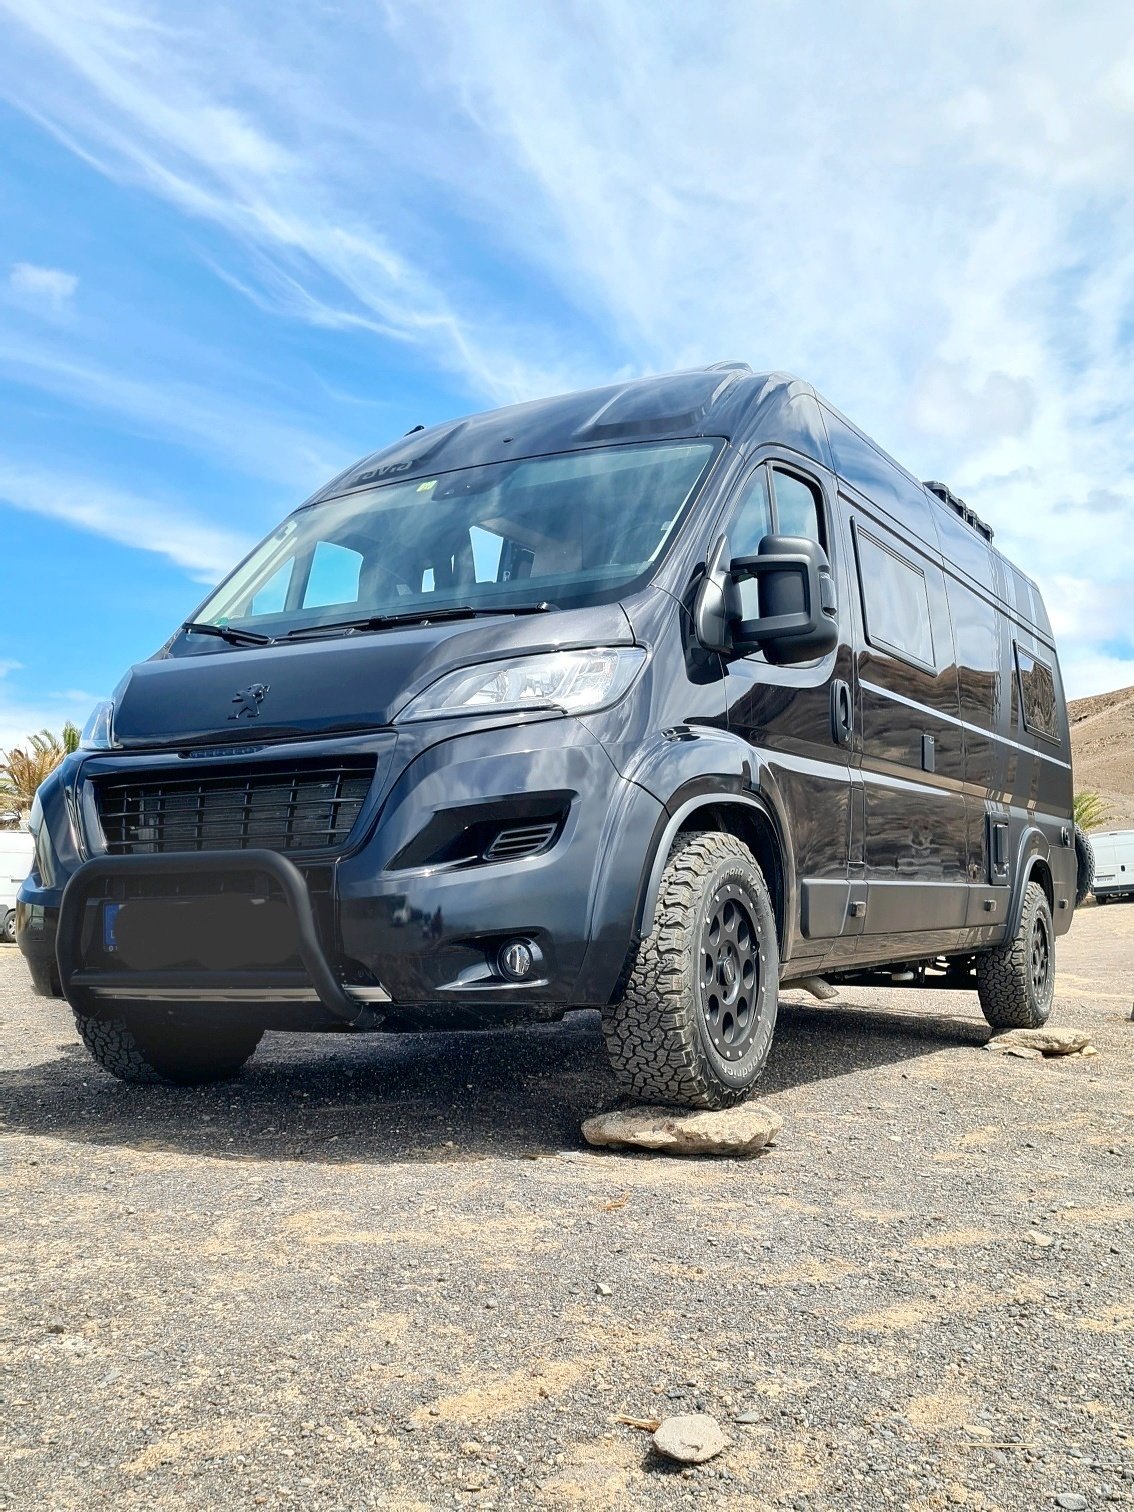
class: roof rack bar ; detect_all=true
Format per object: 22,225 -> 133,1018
924,480 -> 994,542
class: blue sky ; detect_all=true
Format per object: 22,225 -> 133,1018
1,0 -> 1133,750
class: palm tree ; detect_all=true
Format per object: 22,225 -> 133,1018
1073,791 -> 1112,833
0,723 -> 81,827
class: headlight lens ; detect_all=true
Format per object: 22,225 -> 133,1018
80,699 -> 115,750
396,647 -> 647,723
28,793 -> 55,888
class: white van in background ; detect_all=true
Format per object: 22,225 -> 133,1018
1,832 -> 35,944
1092,830 -> 1134,903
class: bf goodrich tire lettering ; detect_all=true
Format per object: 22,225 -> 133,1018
74,1013 -> 263,1085
976,881 -> 1055,1030
603,831 -> 779,1109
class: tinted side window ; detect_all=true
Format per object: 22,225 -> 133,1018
771,468 -> 824,546
1015,644 -> 1059,740
855,527 -> 935,669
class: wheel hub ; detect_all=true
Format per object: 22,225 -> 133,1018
698,883 -> 761,1062
1029,914 -> 1050,996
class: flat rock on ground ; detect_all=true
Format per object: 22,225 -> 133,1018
986,1026 -> 1094,1056
581,1102 -> 783,1156
652,1413 -> 727,1463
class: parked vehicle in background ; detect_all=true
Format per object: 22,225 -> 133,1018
19,364 -> 1078,1103
1091,830 -> 1134,903
1,832 -> 34,944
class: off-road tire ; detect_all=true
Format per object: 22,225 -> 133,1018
1074,824 -> 1094,906
1,909 -> 15,945
602,831 -> 779,1109
976,880 -> 1055,1030
74,1013 -> 263,1085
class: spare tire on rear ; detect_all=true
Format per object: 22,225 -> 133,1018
1074,824 -> 1094,907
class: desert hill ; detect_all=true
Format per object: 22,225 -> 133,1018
1068,683 -> 1134,831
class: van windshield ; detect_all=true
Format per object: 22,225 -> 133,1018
187,440 -> 718,640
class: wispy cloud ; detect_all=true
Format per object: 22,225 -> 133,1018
7,261 -> 78,313
0,459 -> 254,579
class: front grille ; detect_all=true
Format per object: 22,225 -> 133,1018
95,761 -> 376,855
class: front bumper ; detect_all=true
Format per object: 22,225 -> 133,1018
25,717 -> 664,1027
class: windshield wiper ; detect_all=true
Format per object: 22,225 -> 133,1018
182,621 -> 275,647
284,603 -> 555,640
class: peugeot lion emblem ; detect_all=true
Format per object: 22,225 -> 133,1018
229,683 -> 270,720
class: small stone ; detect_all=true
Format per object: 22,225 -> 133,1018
485,1299 -> 498,1310
735,1410 -> 763,1425
963,1424 -> 993,1438
987,1027 -> 1093,1056
1026,1230 -> 1054,1248
595,1283 -> 612,1297
582,1104 -> 782,1157
653,1413 -> 727,1464
1054,1496 -> 1088,1511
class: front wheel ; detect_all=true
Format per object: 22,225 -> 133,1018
976,880 -> 1055,1030
1,909 -> 15,945
603,831 -> 779,1109
74,1012 -> 263,1085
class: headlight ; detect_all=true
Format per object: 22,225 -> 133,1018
28,793 -> 55,889
395,647 -> 647,723
80,699 -> 115,750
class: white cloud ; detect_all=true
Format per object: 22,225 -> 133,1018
7,261 -> 78,313
0,461 -> 254,578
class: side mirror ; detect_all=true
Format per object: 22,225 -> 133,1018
693,533 -> 838,664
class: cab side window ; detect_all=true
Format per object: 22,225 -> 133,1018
771,468 -> 824,547
729,470 -> 773,620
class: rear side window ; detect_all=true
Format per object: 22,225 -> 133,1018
1015,644 -> 1059,741
855,526 -> 935,670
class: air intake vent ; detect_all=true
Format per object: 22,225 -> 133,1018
95,760 -> 376,855
925,480 -> 994,541
484,822 -> 559,862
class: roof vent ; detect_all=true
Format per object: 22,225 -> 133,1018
924,480 -> 994,542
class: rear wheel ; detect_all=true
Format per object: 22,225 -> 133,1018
1,909 -> 15,945
976,880 -> 1055,1030
603,831 -> 779,1109
74,1012 -> 263,1085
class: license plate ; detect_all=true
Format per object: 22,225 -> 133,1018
103,902 -> 122,951
1096,873 -> 1115,882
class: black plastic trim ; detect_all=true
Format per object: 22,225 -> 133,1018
56,849 -> 381,1028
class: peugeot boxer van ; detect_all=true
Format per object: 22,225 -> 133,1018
18,366 -> 1079,1104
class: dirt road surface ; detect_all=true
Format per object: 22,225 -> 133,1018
2,907 -> 1132,1510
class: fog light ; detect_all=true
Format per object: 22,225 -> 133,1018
499,940 -> 535,981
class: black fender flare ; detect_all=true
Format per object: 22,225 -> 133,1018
1007,825 -> 1054,935
637,787 -> 795,946
617,725 -> 796,946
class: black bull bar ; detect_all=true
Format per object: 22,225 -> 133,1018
56,848 -> 385,1029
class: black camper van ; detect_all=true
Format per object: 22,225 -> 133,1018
18,366 -> 1081,1106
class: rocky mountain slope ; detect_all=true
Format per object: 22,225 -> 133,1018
1069,683 -> 1134,830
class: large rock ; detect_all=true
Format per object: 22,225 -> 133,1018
581,1103 -> 782,1157
652,1414 -> 727,1464
986,1027 -> 1093,1057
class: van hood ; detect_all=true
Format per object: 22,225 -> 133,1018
110,604 -> 635,748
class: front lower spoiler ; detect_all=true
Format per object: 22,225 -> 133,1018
57,848 -> 386,1030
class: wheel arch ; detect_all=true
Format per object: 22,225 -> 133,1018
638,789 -> 793,954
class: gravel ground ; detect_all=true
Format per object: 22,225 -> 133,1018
1,907 -> 1132,1511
